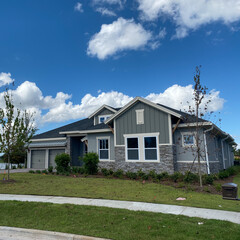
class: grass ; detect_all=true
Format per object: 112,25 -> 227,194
1,173 -> 240,212
0,201 -> 240,240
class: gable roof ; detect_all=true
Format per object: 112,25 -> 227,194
105,97 -> 182,124
88,104 -> 118,119
32,118 -> 109,140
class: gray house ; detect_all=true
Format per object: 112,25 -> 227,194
27,97 -> 236,174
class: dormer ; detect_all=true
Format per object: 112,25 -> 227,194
88,105 -> 118,125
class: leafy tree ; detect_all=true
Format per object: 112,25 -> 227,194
0,90 -> 37,180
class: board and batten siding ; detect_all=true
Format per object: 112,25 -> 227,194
94,108 -> 114,125
87,132 -> 115,160
115,102 -> 170,145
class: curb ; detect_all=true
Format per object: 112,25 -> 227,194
0,226 -> 109,240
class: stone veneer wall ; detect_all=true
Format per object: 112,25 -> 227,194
209,162 -> 220,174
103,145 -> 176,174
176,162 -> 208,174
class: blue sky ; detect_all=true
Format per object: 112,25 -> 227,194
0,0 -> 240,146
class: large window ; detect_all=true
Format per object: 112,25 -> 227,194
98,138 -> 109,160
144,136 -> 158,160
126,137 -> 139,160
182,134 -> 195,147
125,134 -> 159,162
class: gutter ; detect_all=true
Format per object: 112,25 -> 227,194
221,135 -> 229,169
203,126 -> 214,174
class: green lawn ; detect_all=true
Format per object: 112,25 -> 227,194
0,173 -> 240,212
0,201 -> 239,240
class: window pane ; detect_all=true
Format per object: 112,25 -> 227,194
106,139 -> 108,149
144,137 -> 157,148
100,150 -> 109,159
128,150 -> 139,160
145,149 -> 157,160
99,139 -> 103,149
127,138 -> 138,148
184,135 -> 194,145
99,117 -> 105,123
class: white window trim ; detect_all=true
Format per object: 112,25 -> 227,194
181,133 -> 196,147
98,115 -> 112,124
143,136 -> 159,161
125,136 -> 140,162
124,133 -> 160,163
96,136 -> 110,161
136,109 -> 144,125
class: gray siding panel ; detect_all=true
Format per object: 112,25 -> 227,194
115,102 -> 170,145
94,108 -> 114,125
87,132 -> 115,160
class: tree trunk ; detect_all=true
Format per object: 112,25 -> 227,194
7,153 -> 10,180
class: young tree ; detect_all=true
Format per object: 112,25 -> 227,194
0,90 -> 37,180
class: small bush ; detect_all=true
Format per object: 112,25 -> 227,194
137,169 -> 145,178
218,170 -> 229,179
148,170 -> 157,179
108,169 -> 114,175
55,153 -> 71,174
141,174 -> 149,181
156,173 -> 164,181
214,183 -> 222,192
78,167 -> 85,174
12,165 -> 16,169
170,172 -> 183,183
71,166 -> 79,174
83,152 -> 99,175
226,167 -> 237,176
29,170 -> 35,173
203,186 -> 210,193
113,169 -> 124,178
161,172 -> 169,180
42,169 -> 48,174
126,171 -> 137,180
18,164 -> 23,169
101,168 -> 110,176
36,170 -> 41,174
202,174 -> 214,185
184,171 -> 198,183
48,166 -> 53,173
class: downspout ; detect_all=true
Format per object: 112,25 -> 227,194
204,126 -> 214,175
221,135 -> 229,169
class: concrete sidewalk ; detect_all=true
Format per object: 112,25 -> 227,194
0,226 -> 108,240
0,194 -> 240,224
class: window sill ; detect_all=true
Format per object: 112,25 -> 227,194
126,160 -> 160,163
99,159 -> 115,162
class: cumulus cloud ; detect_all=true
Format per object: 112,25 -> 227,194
96,7 -> 116,16
74,2 -> 83,12
0,76 -> 225,127
0,72 -> 14,87
87,17 -> 152,59
137,0 -> 240,38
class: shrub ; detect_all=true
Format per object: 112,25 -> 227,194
108,169 -> 114,175
126,171 -> 137,180
156,173 -> 164,181
71,166 -> 79,174
42,169 -> 48,174
214,183 -> 222,192
137,169 -> 145,178
83,152 -> 99,175
101,168 -> 110,176
55,153 -> 71,174
170,172 -> 183,183
48,166 -> 53,173
202,174 -> 214,185
113,169 -> 124,178
12,165 -> 16,169
218,170 -> 229,179
141,174 -> 149,181
184,171 -> 198,183
18,164 -> 23,169
29,170 -> 34,173
148,170 -> 157,179
78,167 -> 85,174
36,170 -> 41,174
226,167 -> 237,176
161,172 -> 169,180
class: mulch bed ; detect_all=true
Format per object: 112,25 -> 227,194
0,179 -> 17,184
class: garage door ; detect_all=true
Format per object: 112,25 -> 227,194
31,150 -> 45,169
49,149 -> 65,168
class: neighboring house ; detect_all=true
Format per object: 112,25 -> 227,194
27,97 -> 236,174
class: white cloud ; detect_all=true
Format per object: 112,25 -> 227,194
0,76 -> 225,127
96,7 -> 116,16
0,72 -> 14,87
146,84 -> 224,113
137,0 -> 240,38
87,17 -> 152,59
158,28 -> 167,39
74,2 -> 83,12
92,0 -> 124,5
